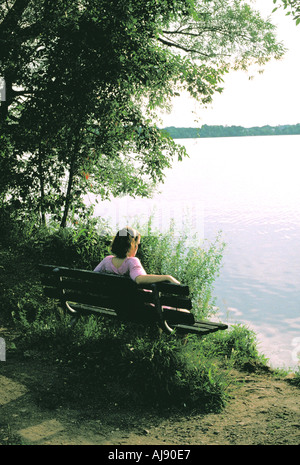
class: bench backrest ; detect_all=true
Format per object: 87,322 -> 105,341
39,265 -> 193,324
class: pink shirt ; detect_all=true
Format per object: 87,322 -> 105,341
93,255 -> 147,282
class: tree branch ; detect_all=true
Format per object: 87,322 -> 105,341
0,0 -> 31,36
156,35 -> 211,57
11,89 -> 34,96
162,28 -> 201,37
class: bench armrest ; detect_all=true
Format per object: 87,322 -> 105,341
151,283 -> 174,334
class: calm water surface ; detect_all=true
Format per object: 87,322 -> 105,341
92,135 -> 300,369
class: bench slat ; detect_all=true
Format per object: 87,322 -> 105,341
170,322 -> 227,335
42,277 -> 127,297
194,320 -> 228,330
43,288 -> 117,310
65,302 -> 118,318
137,281 -> 190,296
39,265 -> 137,289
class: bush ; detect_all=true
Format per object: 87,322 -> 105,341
19,218 -> 113,268
199,324 -> 269,369
113,333 -> 230,410
137,218 -> 226,319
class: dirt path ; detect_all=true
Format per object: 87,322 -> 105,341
0,328 -> 299,446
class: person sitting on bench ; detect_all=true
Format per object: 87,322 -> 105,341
93,226 -> 180,286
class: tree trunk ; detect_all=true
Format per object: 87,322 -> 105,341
60,137 -> 79,228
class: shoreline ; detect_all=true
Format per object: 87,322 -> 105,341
212,315 -> 299,372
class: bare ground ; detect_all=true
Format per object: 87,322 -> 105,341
0,326 -> 299,446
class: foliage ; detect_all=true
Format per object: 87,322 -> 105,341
1,213 -> 112,267
200,324 -> 269,369
136,218 -> 226,319
0,0 -> 285,226
289,368 -> 300,387
273,0 -> 300,25
111,332 -> 230,409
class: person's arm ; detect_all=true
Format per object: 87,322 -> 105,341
135,274 -> 180,285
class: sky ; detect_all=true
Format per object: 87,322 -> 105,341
159,0 -> 300,128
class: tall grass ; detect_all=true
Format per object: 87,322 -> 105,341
136,217 -> 226,319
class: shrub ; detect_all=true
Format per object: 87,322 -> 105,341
200,324 -> 269,369
115,333 -> 230,410
137,218 -> 226,319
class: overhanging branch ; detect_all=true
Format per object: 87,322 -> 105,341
156,35 -> 211,57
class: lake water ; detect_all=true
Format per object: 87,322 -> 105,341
91,135 -> 300,370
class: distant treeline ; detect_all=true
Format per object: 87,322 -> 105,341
163,124 -> 300,139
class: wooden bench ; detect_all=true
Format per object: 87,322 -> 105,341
39,264 -> 228,336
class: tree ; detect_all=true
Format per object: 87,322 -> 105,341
0,0 -> 285,226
